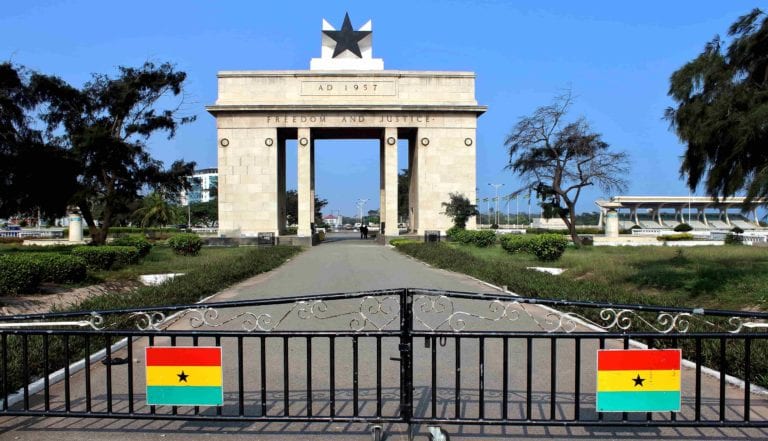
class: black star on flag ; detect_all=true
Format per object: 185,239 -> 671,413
633,374 -> 645,387
323,13 -> 371,58
177,370 -> 189,383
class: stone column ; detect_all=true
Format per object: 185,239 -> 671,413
382,127 -> 399,237
310,138 -> 316,230
604,209 -> 619,238
68,211 -> 83,242
297,128 -> 312,237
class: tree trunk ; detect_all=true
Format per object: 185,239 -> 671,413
561,202 -> 582,248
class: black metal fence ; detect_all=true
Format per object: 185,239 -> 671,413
1,288 -> 768,438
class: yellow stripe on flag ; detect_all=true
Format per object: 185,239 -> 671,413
146,366 -> 223,387
597,369 -> 680,392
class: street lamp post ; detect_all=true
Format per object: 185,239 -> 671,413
489,183 -> 504,226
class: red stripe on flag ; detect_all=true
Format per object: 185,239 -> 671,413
598,349 -> 680,371
146,347 -> 221,366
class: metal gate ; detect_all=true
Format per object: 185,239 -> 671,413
1,288 -> 768,439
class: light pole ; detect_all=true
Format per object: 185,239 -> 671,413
489,183 -> 504,226
356,199 -> 368,225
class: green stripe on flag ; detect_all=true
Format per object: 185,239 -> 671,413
597,391 -> 680,412
147,385 -> 223,406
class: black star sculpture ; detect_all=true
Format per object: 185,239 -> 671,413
633,374 -> 645,387
323,13 -> 371,58
177,370 -> 189,383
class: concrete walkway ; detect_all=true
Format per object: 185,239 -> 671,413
1,236 -> 768,440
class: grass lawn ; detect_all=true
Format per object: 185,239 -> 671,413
416,242 -> 768,311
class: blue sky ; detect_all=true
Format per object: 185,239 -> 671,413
1,1 -> 761,217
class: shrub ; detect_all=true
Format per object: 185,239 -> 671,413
469,230 -> 497,247
390,238 -> 418,246
500,234 -> 535,254
732,226 -> 745,234
529,234 -> 569,261
0,255 -> 42,294
657,233 -> 694,242
674,223 -> 693,232
168,233 -> 203,256
72,246 -> 140,270
0,237 -> 23,245
724,233 -> 743,245
446,226 -> 463,241
32,253 -> 87,283
490,223 -> 499,229
112,234 -> 152,257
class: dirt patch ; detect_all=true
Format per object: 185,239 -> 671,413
0,281 -> 139,316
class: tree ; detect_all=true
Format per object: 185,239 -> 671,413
285,190 -> 328,226
189,200 -> 218,227
666,8 -> 768,205
0,63 -> 79,219
504,92 -> 629,246
132,192 -> 176,227
30,62 -> 196,244
442,192 -> 478,229
398,168 -> 410,221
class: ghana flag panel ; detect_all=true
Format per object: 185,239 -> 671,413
145,346 -> 223,406
596,348 -> 681,412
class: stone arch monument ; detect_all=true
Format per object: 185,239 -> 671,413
207,14 -> 486,243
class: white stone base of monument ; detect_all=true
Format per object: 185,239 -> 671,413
310,58 -> 383,70
68,213 -> 83,242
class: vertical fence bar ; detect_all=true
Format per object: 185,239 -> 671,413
695,337 -> 702,421
1,334 -> 7,411
306,336 -> 312,418
126,336 -> 133,414
479,336 -> 485,420
526,336 -> 532,420
329,336 -> 335,418
744,337 -> 752,422
22,335 -> 29,410
574,337 -> 581,421
149,335 -> 155,415
238,336 -> 244,416
719,337 -> 726,422
170,336 -> 177,416
215,336 -> 222,416
260,336 -> 267,417
353,336 -> 359,417
550,337 -> 557,420
105,335 -> 112,414
502,337 -> 508,421
85,334 -> 91,413
43,334 -> 50,411
598,337 -> 605,421
401,289 -> 413,425
64,334 -> 71,412
283,336 -> 289,416
376,336 -> 381,418
432,336 -> 437,419
455,336 -> 461,420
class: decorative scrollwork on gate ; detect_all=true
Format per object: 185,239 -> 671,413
413,295 -> 535,332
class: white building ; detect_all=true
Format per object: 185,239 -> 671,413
180,168 -> 218,206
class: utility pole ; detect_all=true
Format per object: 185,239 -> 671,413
489,183 -> 504,226
356,199 -> 368,225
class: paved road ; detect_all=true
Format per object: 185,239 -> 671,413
1,235 -> 767,440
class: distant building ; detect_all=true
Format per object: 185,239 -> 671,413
181,168 -> 218,206
323,214 -> 342,228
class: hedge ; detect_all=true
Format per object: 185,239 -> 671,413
30,253 -> 87,283
0,237 -> 23,245
446,228 -> 497,247
657,233 -> 694,242
500,233 -> 569,261
111,235 -> 152,257
71,246 -> 140,270
674,223 -> 693,232
0,255 -> 42,294
168,233 -> 203,256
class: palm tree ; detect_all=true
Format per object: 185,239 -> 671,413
133,192 -> 177,227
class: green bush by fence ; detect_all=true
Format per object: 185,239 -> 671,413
657,233 -> 694,242
31,253 -> 87,283
167,233 -> 203,256
0,237 -> 23,245
674,223 -> 693,232
500,233 -> 568,261
0,255 -> 42,294
72,246 -> 140,270
111,235 -> 152,257
446,228 -> 497,247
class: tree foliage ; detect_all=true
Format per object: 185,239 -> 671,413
132,192 -> 177,227
504,92 -> 628,246
442,192 -> 478,229
666,8 -> 768,205
29,61 -> 196,244
398,168 -> 410,221
285,190 -> 328,226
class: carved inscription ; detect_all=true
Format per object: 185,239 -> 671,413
301,81 -> 396,96
265,114 -> 436,126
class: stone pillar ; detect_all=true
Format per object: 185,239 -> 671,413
277,135 -> 287,234
297,128 -> 312,237
68,212 -> 83,242
310,138 -> 316,230
604,209 -> 619,238
382,127 -> 399,237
